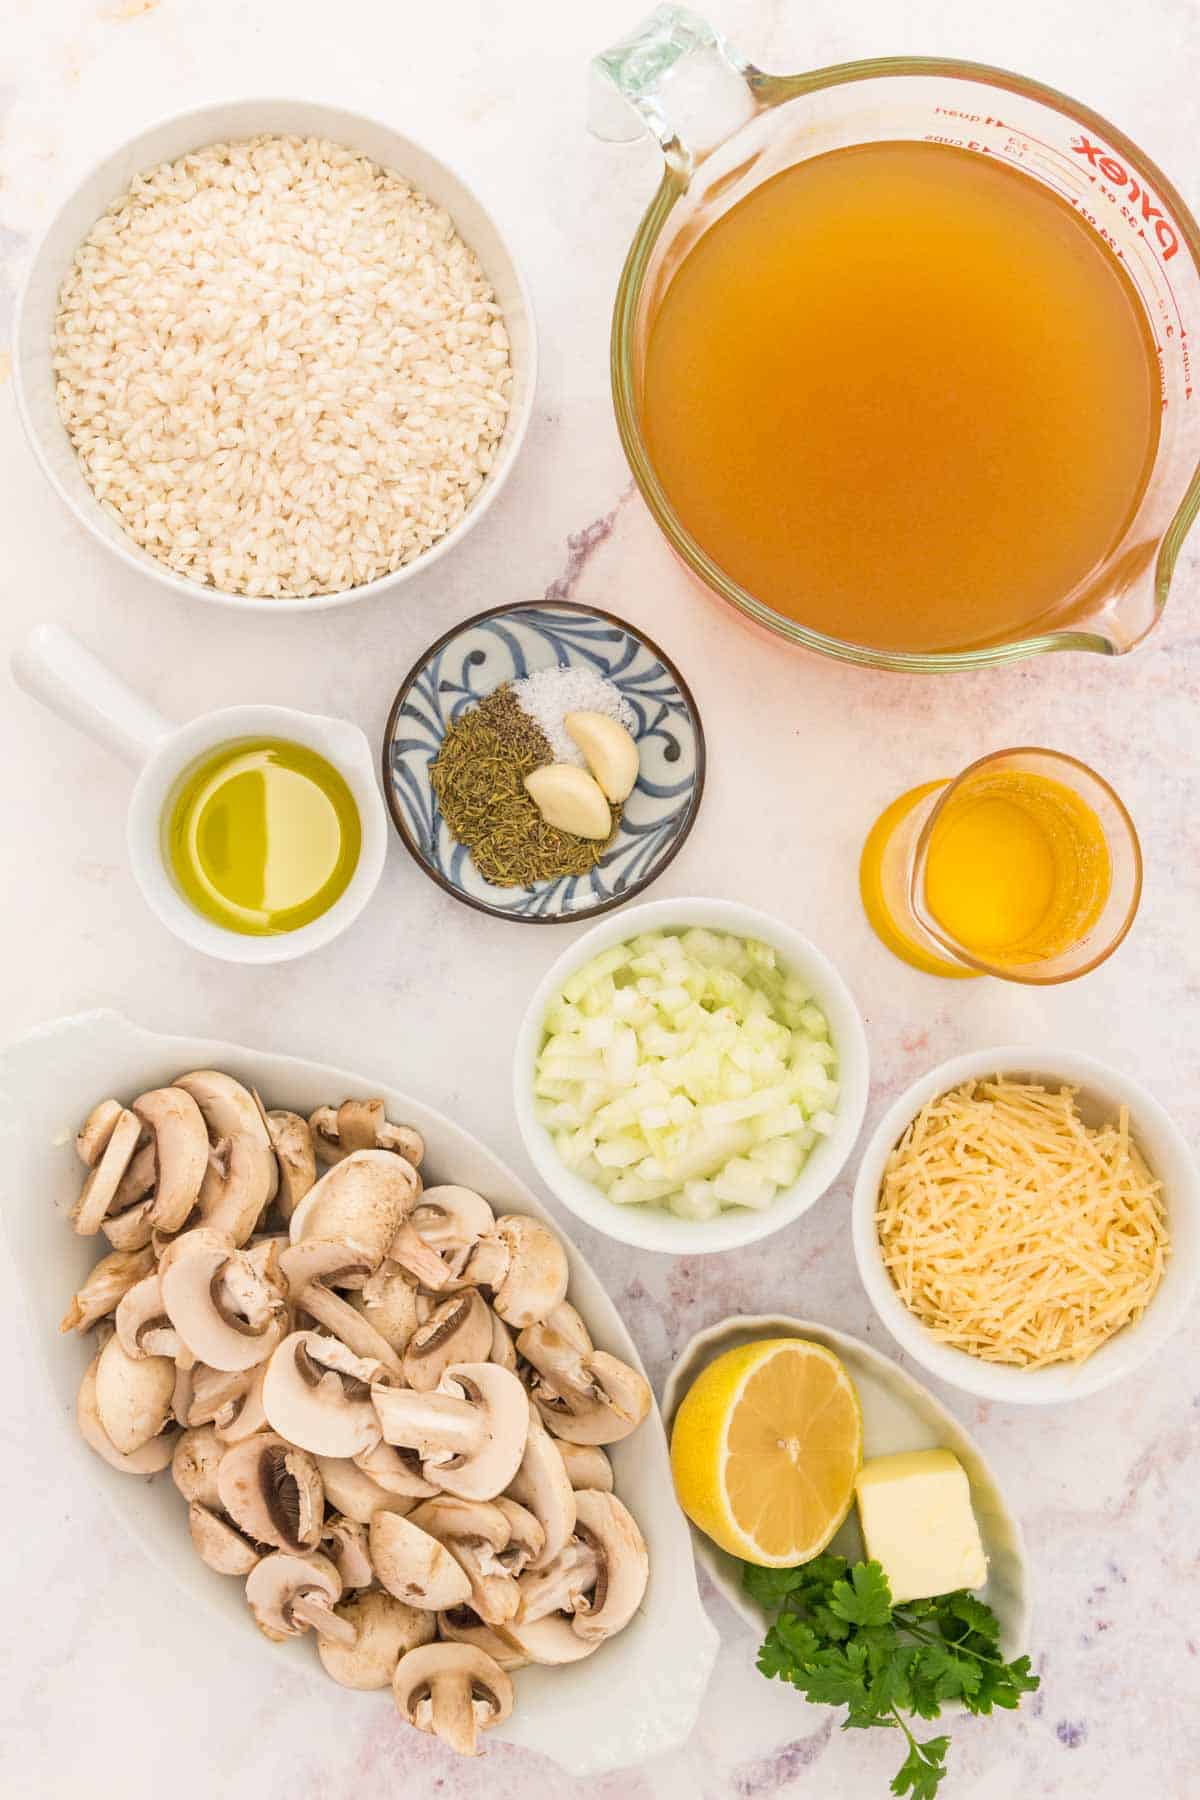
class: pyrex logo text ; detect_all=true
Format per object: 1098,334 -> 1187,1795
1070,135 -> 1179,260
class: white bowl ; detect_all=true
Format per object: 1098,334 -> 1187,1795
852,1047 -> 1200,1404
13,98 -> 536,614
13,620 -> 389,965
513,897 -> 870,1255
0,1011 -> 718,1775
661,1314 -> 1030,1664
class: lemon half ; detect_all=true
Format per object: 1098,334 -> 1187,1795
670,1337 -> 863,1567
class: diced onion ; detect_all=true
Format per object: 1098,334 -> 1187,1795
535,928 -> 839,1218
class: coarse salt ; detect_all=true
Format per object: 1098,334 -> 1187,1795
511,667 -> 636,765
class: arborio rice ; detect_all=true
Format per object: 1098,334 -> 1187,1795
52,135 -> 512,598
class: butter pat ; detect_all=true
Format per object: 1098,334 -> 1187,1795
854,1449 -> 987,1605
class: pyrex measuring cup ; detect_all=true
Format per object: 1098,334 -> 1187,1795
591,6 -> 1200,672
11,625 -> 388,965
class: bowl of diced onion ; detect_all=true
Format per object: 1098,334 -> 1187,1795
513,898 -> 870,1253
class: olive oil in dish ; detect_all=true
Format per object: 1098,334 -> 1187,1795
164,738 -> 361,935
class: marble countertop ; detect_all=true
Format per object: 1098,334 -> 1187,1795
2,2 -> 1198,1796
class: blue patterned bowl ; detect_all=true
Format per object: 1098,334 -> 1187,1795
382,600 -> 705,921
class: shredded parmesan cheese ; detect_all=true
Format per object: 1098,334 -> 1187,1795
876,1078 -> 1168,1368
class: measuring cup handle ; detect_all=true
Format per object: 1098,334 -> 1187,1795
589,4 -> 758,170
11,624 -> 174,769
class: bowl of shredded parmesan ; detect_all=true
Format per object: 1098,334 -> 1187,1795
851,1048 -> 1199,1403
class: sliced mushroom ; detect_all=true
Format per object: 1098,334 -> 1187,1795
72,1108 -> 142,1235
395,1186 -> 495,1288
570,1489 -> 649,1643
494,1614 -> 598,1666
319,1588 -> 434,1689
101,1197 -> 156,1252
310,1099 -> 425,1169
213,1362 -> 269,1445
262,1330 -> 383,1458
59,1245 -> 156,1333
392,1642 -> 513,1758
115,1273 -> 182,1360
314,1455 -> 417,1526
75,1098 -> 125,1167
172,1425 -> 224,1506
353,1440 -> 438,1500
515,1535 -> 600,1624
493,1497 -> 545,1577
295,1281 -> 404,1380
76,1352 -> 178,1474
112,1139 -> 157,1214
402,1291 -> 492,1391
245,1550 -> 354,1645
370,1511 -> 472,1611
321,1515 -> 375,1591
409,1497 -> 520,1626
556,1443 -> 614,1492
264,1110 -> 317,1220
499,1488 -> 651,1653
217,1432 -> 324,1554
194,1134 -> 273,1246
518,1305 -> 651,1445
279,1237 -> 375,1293
186,1363 -> 256,1429
189,1501 -> 262,1575
346,1262 -> 419,1353
372,1362 -> 529,1502
170,1357 -> 195,1427
129,1087 -> 211,1231
438,1606 -> 528,1672
175,1069 -> 274,1150
505,1404 -> 575,1569
489,1311 -> 517,1372
455,1215 -> 569,1328
93,1330 -> 175,1454
160,1228 -> 288,1372
250,1089 -> 281,1207
288,1151 -> 417,1290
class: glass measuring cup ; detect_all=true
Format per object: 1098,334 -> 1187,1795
591,6 -> 1200,672
859,748 -> 1142,982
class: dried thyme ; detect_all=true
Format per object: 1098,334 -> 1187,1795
430,685 -> 616,887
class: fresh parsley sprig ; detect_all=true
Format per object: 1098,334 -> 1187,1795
744,1556 -> 1038,1799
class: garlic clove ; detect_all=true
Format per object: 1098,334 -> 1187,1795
563,712 -> 640,804
524,765 -> 613,840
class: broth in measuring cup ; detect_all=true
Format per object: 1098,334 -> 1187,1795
639,141 -> 1161,655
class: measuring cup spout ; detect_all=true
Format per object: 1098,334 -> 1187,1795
12,624 -> 174,769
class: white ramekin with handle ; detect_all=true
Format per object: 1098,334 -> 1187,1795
11,624 -> 388,963
12,98 -> 536,613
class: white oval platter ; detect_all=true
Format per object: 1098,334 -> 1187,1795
0,1009 -> 719,1776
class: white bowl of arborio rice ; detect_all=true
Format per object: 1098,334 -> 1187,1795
851,1047 -> 1200,1404
13,100 -> 536,609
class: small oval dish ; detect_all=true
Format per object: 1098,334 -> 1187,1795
513,897 -> 869,1253
661,1313 -> 1030,1662
382,600 -> 704,921
851,1047 -> 1200,1405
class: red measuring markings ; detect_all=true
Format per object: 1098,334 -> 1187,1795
991,118 -> 1189,347
1068,134 -> 1179,262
